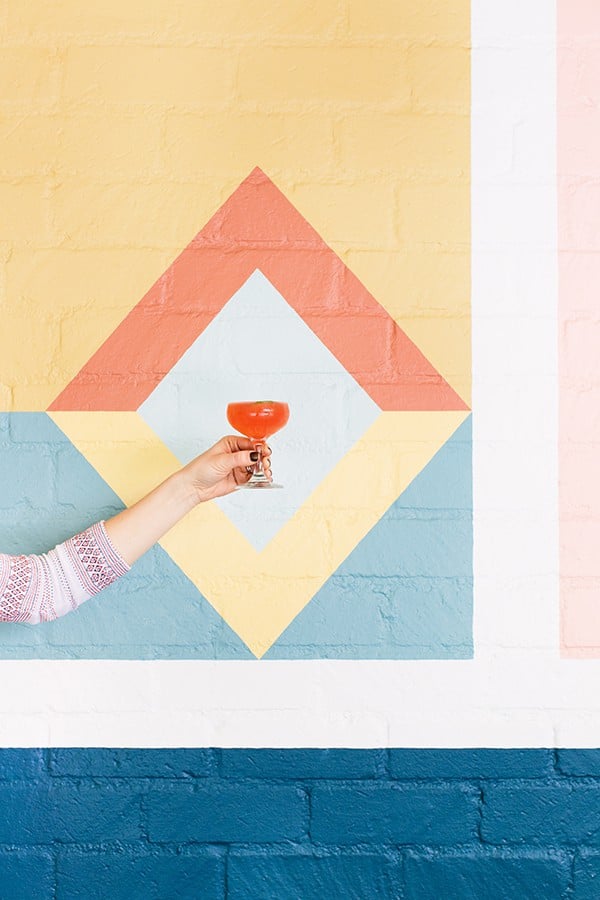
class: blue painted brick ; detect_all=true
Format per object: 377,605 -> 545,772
390,749 -> 552,780
482,784 -> 600,845
146,783 -> 308,843
573,852 -> 600,899
221,749 -> 386,779
0,748 -> 45,780
54,445 -> 123,514
0,850 -> 54,900
310,783 -> 478,845
0,781 -> 141,843
346,519 -> 472,577
0,445 -> 54,510
8,412 -> 65,445
56,849 -> 225,900
404,851 -> 570,900
50,748 -> 216,778
228,851 -> 402,900
556,750 -> 600,776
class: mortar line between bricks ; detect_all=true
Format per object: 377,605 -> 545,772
476,782 -> 485,845
224,845 -> 230,900
139,791 -> 149,844
552,747 -> 561,775
51,847 -> 58,900
306,785 -> 314,846
566,850 -> 576,900
383,748 -> 392,778
0,36 -> 470,50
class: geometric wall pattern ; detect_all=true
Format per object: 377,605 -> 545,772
0,411 -> 471,659
0,170 -> 472,659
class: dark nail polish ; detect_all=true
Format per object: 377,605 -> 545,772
250,451 -> 259,462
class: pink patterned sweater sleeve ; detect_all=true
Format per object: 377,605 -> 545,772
0,521 -> 130,624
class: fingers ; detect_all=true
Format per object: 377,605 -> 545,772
213,435 -> 254,453
230,449 -> 273,470
229,449 -> 254,469
215,435 -> 272,457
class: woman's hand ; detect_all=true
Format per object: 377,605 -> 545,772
105,435 -> 272,566
182,435 -> 272,504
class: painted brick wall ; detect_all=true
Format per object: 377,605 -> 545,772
1,0 -> 598,897
0,0 -> 469,411
2,749 -> 600,899
0,0 -> 471,665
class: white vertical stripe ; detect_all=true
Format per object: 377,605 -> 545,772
472,0 -> 559,656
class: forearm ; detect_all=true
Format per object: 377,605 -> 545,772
103,470 -> 198,566
0,436 -> 259,625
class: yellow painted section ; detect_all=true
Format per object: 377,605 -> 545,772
50,410 -> 469,656
2,0 -> 469,410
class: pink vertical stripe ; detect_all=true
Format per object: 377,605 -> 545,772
559,1 -> 600,656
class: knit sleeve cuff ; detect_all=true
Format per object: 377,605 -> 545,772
97,521 -> 130,577
62,520 -> 130,598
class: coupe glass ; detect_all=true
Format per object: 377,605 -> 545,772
227,400 -> 290,489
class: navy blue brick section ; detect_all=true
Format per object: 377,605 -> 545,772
404,851 -> 570,900
0,748 -> 45,780
556,749 -> 600,776
56,849 -> 225,900
0,780 -> 141,844
482,784 -> 600,846
50,748 -> 216,778
573,852 -> 600,899
311,783 -> 478,845
221,749 -> 386,779
7,749 -> 600,898
390,748 -> 553,779
228,850 -> 402,900
146,783 -> 309,844
0,850 -> 55,900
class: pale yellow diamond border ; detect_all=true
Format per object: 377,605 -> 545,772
49,410 -> 469,657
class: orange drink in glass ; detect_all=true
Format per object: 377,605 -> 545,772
227,400 -> 290,489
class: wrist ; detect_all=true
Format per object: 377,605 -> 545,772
170,468 -> 201,512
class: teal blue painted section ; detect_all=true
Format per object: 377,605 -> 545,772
265,416 -> 473,658
0,413 -> 471,660
0,414 -> 252,659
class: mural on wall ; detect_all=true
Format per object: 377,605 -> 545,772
0,170 -> 471,660
0,0 -> 471,662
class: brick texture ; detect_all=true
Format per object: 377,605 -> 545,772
482,784 -> 600,847
310,783 -> 478,845
0,0 -> 470,413
56,849 -> 225,900
0,1 -> 584,898
404,851 -> 570,900
0,749 -> 594,898
227,851 -> 402,900
145,783 -> 309,844
0,850 -> 55,900
573,852 -> 600,900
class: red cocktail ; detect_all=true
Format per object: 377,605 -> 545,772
227,400 -> 290,489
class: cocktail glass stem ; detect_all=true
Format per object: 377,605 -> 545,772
248,442 -> 268,485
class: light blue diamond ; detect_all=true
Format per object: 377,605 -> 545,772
138,269 -> 380,551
